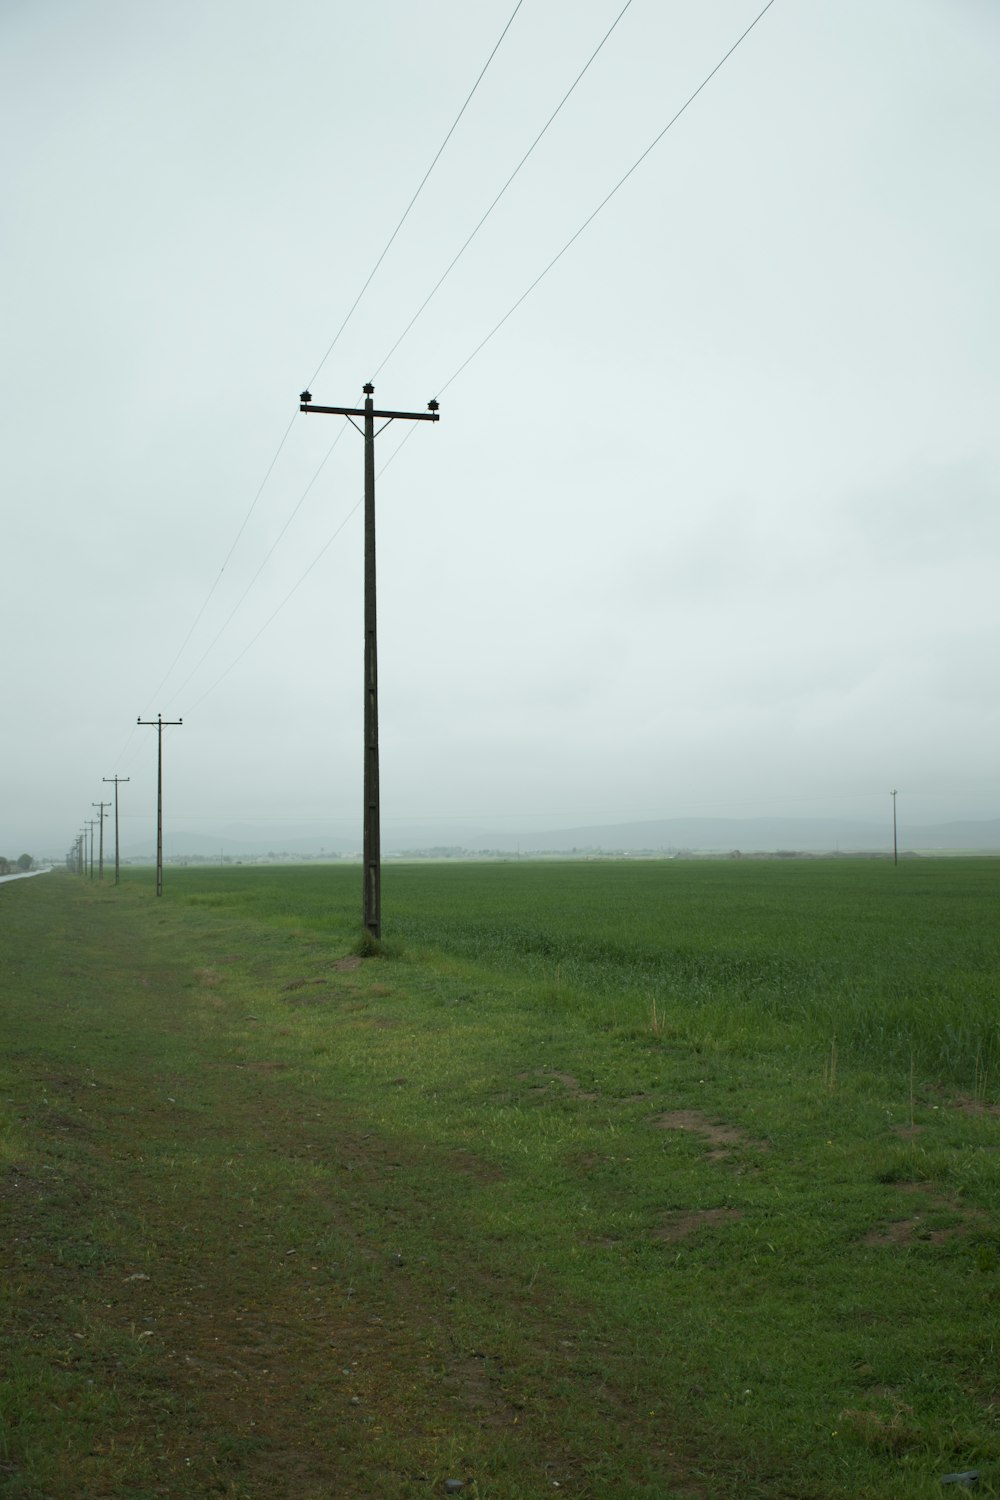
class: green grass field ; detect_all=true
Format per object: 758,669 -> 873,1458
3,859 -> 1000,1498
167,855 -> 1000,1082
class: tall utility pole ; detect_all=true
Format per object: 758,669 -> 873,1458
299,383 -> 440,940
86,820 -> 97,878
137,715 -> 183,897
91,801 -> 110,881
103,775 -> 130,886
891,789 -> 898,866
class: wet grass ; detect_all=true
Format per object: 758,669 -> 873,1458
2,860 -> 1000,1497
160,856 -> 1000,1082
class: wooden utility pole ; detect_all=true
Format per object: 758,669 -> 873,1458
891,789 -> 898,866
85,820 -> 97,878
137,715 -> 183,896
103,775 -> 130,886
91,800 -> 111,881
299,383 -> 439,940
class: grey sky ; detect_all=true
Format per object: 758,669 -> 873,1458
3,1 -> 998,856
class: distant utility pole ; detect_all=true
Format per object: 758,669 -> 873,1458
299,383 -> 440,940
137,715 -> 183,897
891,789 -> 898,866
76,832 -> 85,876
86,819 -> 97,878
103,775 -> 130,886
91,800 -> 110,881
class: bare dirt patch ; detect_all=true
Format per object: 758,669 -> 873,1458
863,1219 -> 938,1248
951,1094 -> 1000,1119
651,1110 -> 767,1158
283,985 -> 357,1008
566,1149 -> 612,1176
520,1070 -> 599,1102
37,1071 -> 96,1093
863,1184 -> 986,1247
436,1351 -> 517,1427
925,1083 -> 1000,1119
339,1014 -> 402,1030
838,1402 -> 919,1454
332,956 -> 363,973
46,1111 -> 91,1134
446,1149 -> 505,1184
654,1208 -> 743,1242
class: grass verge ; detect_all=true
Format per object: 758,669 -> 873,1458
2,863 -> 1000,1498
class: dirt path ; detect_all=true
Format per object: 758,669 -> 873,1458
4,878 -> 692,1500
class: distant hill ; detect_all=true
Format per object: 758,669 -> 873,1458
492,817 -> 1000,854
122,816 -> 1000,860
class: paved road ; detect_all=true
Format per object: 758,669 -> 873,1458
0,868 -> 51,884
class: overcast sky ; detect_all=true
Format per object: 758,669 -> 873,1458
3,0 -> 999,856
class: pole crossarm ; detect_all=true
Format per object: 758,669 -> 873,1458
300,401 -> 440,423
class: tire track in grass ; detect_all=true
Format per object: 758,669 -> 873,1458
3,876 -> 710,1499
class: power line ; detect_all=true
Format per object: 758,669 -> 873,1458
305,0 -> 526,393
369,0 -> 635,384
141,409 -> 299,714
436,0 -> 778,398
179,2 -> 633,704
187,507 -> 359,711
148,1 -> 779,720
187,427 -> 421,712
133,8 -> 524,732
162,425 -> 349,712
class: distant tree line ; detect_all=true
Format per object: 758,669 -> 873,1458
0,854 -> 34,875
